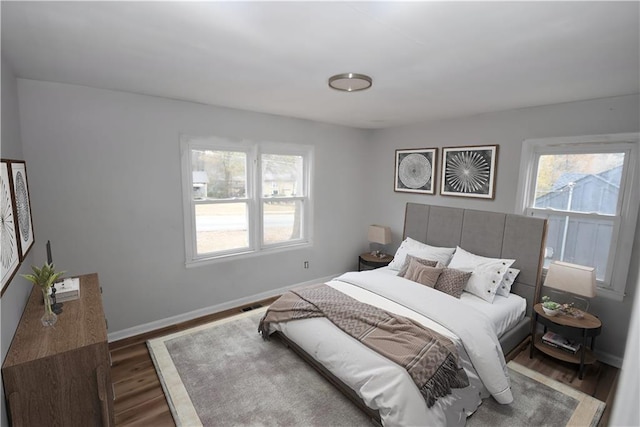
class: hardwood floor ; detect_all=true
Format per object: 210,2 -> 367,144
512,348 -> 619,427
110,297 -> 279,426
110,302 -> 620,426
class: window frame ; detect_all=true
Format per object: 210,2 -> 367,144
258,142 -> 311,251
180,136 -> 313,266
516,133 -> 639,301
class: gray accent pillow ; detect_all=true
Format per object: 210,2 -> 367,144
397,254 -> 439,277
434,262 -> 472,299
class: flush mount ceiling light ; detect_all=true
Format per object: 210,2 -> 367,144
328,73 -> 372,92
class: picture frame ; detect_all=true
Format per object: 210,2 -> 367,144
440,145 -> 498,199
1,161 -> 20,296
394,148 -> 437,195
10,161 -> 35,260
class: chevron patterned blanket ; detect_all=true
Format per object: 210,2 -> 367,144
259,284 -> 469,407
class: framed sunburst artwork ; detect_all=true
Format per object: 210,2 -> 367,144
394,148 -> 437,195
440,145 -> 498,199
10,161 -> 34,260
1,161 -> 20,295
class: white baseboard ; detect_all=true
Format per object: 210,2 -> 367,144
107,274 -> 339,343
594,350 -> 623,369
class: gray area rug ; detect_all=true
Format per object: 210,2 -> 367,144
148,307 -> 605,427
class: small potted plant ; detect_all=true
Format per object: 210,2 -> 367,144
21,263 -> 65,326
541,295 -> 561,317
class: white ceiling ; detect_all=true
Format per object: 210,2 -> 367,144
2,1 -> 639,129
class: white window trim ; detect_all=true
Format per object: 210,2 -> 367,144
515,132 -> 639,301
180,135 -> 314,267
259,141 -> 313,252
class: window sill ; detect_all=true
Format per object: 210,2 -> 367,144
185,241 -> 311,268
594,286 -> 625,302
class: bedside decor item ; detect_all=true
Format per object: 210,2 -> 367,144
541,331 -> 580,354
1,161 -> 20,295
21,263 -> 65,326
367,224 -> 391,257
440,145 -> 498,199
394,148 -> 437,194
543,261 -> 597,315
541,296 -> 561,316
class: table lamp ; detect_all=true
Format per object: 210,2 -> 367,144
368,225 -> 391,258
543,260 -> 596,316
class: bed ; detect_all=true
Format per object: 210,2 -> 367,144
262,203 -> 547,426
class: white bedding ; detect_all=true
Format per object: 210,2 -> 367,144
375,267 -> 527,338
459,292 -> 526,338
267,269 -> 514,427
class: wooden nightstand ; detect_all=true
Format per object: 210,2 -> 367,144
530,303 -> 602,379
359,252 -> 393,271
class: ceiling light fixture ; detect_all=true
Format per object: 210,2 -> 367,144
328,73 -> 372,92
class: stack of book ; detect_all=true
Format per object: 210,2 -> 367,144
53,277 -> 80,302
542,331 -> 581,354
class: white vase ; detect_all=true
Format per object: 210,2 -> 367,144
542,306 -> 560,317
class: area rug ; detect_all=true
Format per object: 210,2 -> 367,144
467,362 -> 605,427
148,307 -> 605,427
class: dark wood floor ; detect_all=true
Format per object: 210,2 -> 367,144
110,301 -> 620,426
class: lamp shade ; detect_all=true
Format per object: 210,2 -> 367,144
543,261 -> 597,298
368,225 -> 391,245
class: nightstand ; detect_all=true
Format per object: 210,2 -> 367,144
530,303 -> 602,379
358,253 -> 393,271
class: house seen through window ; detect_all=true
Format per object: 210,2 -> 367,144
533,153 -> 624,280
518,133 -> 639,300
181,137 -> 312,264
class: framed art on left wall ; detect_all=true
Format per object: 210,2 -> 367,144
10,161 -> 35,260
1,161 -> 20,295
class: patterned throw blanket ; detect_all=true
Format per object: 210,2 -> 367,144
258,284 -> 469,407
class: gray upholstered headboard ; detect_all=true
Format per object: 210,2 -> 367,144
403,203 -> 547,318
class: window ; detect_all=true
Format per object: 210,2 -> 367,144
181,136 -> 313,264
516,133 -> 639,300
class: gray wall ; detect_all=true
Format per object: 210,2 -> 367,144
365,94 -> 640,364
15,79 -> 371,335
0,56 -> 34,427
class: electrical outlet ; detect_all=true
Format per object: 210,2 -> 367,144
304,261 -> 309,269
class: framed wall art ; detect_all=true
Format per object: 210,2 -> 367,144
440,145 -> 498,199
1,161 -> 20,295
394,148 -> 437,195
10,161 -> 35,260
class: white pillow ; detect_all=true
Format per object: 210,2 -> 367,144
496,268 -> 520,297
448,246 -> 515,303
387,237 -> 456,270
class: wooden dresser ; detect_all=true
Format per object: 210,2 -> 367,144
2,273 -> 114,426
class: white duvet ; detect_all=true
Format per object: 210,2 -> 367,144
268,269 -> 513,427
